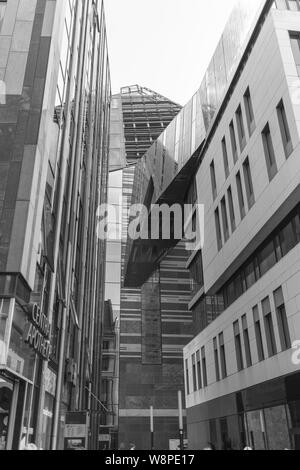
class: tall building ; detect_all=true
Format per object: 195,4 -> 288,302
0,0 -> 111,450
104,86 -> 193,449
122,0 -> 300,452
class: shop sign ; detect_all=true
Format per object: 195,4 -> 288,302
44,367 -> 57,396
24,304 -> 51,360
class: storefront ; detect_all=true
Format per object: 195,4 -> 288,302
0,297 -> 51,450
187,372 -> 300,450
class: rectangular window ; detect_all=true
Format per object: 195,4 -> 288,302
192,354 -> 197,392
273,287 -> 291,351
262,297 -> 277,357
233,320 -> 244,371
229,120 -> 238,163
0,1 -> 6,32
222,137 -> 229,178
227,186 -> 236,232
236,105 -> 246,151
201,347 -> 208,387
221,197 -> 230,242
210,160 -> 217,200
262,123 -> 278,181
290,31 -> 300,75
243,157 -> 255,209
253,305 -> 265,362
185,359 -> 190,395
277,99 -> 293,158
213,337 -> 220,382
287,0 -> 300,11
219,332 -> 227,379
196,350 -> 202,390
242,314 -> 252,367
215,208 -> 223,251
244,87 -> 255,135
244,260 -> 257,290
236,171 -> 246,219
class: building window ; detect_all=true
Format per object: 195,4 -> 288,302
233,320 -> 244,371
290,31 -> 300,75
253,305 -> 265,362
196,350 -> 202,390
219,332 -> 227,379
286,1 -> 300,12
277,99 -> 293,158
215,208 -> 223,251
236,171 -> 246,220
213,337 -> 220,382
244,87 -> 255,135
0,1 -> 6,32
222,137 -> 229,179
210,160 -> 217,200
220,204 -> 300,311
243,157 -> 255,209
258,239 -> 277,276
185,359 -> 190,395
236,105 -> 246,151
262,123 -> 278,181
221,197 -> 230,242
192,354 -> 197,392
273,287 -> 291,351
242,314 -> 252,367
262,297 -> 277,357
229,120 -> 238,163
227,186 -> 236,232
201,347 -> 208,387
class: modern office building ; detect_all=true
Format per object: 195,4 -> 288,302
182,0 -> 300,450
104,86 -> 194,449
0,0 -> 111,450
122,0 -> 300,452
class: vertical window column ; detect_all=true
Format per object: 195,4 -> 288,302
236,105 -> 246,152
242,314 -> 252,367
244,87 -> 255,136
277,99 -> 293,158
219,332 -> 227,379
236,171 -> 246,220
201,346 -> 208,387
210,160 -> 217,200
196,350 -> 202,390
243,157 -> 255,209
227,186 -> 236,232
230,120 -> 238,163
215,208 -> 223,251
192,354 -> 197,392
185,359 -> 190,395
221,197 -> 230,242
222,137 -> 229,179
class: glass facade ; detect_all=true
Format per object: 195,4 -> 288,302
0,0 -> 111,450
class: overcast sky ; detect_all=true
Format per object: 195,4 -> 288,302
103,0 -> 236,106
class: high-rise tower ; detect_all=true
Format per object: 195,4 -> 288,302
105,85 -> 193,450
